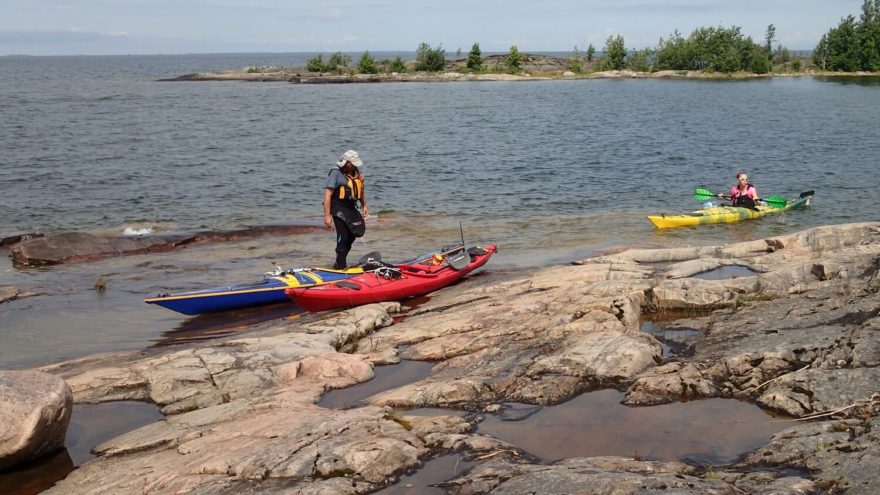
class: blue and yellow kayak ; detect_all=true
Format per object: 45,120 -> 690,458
144,266 -> 363,315
648,191 -> 813,229
145,244 -> 466,315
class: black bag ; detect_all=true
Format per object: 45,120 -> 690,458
731,196 -> 758,210
332,204 -> 366,237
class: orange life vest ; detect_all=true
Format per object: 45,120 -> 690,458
337,171 -> 364,202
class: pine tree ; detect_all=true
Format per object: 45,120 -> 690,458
357,51 -> 378,74
505,45 -> 523,73
466,42 -> 483,71
602,35 -> 626,70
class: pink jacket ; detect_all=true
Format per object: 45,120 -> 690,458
730,185 -> 758,199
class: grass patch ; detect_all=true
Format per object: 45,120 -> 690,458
385,414 -> 413,431
318,468 -> 356,479
703,470 -> 722,480
736,292 -> 779,307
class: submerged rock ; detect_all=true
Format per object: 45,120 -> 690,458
8,224 -> 322,266
0,285 -> 20,303
10,232 -> 171,266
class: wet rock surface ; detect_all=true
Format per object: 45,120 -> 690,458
0,285 -> 20,303
0,232 -> 44,249
8,224 -> 322,266
13,222 -> 880,493
441,456 -> 817,495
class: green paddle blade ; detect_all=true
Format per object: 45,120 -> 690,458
696,187 -> 787,207
762,195 -> 787,208
694,187 -> 716,201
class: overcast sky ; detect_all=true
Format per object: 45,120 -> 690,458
0,0 -> 864,56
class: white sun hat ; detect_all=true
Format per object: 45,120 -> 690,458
336,150 -> 363,168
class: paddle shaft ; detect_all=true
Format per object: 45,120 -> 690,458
694,188 -> 786,208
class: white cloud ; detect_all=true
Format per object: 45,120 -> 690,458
0,0 -> 860,55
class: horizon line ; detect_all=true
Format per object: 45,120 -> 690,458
1,48 -> 816,58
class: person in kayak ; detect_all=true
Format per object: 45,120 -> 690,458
717,172 -> 760,208
324,150 -> 368,269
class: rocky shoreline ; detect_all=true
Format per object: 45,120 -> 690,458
162,53 -> 878,84
2,222 -> 879,494
164,68 -> 822,84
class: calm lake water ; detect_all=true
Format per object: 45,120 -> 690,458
1,53 -> 879,367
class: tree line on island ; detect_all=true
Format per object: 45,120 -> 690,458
294,0 -> 879,77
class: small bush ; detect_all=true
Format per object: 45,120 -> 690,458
505,45 -> 523,73
569,45 -> 583,72
389,55 -> 406,73
415,42 -> 446,72
627,48 -> 653,72
306,54 -> 326,73
357,51 -> 378,74
327,52 -> 352,73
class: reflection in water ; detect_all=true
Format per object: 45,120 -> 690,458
392,407 -> 468,418
152,301 -> 311,347
319,360 -> 434,409
692,265 -> 756,280
375,454 -> 476,495
814,75 -> 880,87
641,320 -> 702,358
477,389 -> 789,465
65,401 -> 164,465
0,401 -> 163,494
399,295 -> 431,311
0,449 -> 73,495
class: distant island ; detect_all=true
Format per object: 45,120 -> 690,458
164,51 -> 877,85
167,6 -> 879,84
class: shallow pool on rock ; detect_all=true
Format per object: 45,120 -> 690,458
374,454 -> 476,495
692,265 -> 756,280
318,360 -> 434,409
640,319 -> 703,358
0,401 -> 164,494
477,389 -> 790,465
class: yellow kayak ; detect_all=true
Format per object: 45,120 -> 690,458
648,192 -> 813,229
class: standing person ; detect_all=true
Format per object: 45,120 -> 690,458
324,150 -> 368,269
718,172 -> 759,208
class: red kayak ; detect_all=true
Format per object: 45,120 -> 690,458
285,244 -> 497,312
